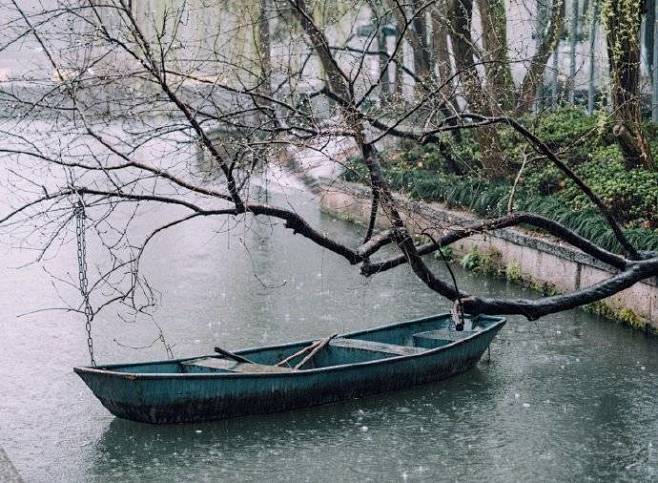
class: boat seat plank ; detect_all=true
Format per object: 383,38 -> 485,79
182,357 -> 295,373
412,329 -> 478,349
417,329 -> 477,341
329,338 -> 426,356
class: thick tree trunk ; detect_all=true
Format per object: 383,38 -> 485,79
394,47 -> 405,100
431,4 -> 452,89
367,1 -> 392,100
603,0 -> 655,170
476,0 -> 515,111
257,0 -> 276,125
377,25 -> 392,99
450,0 -> 508,178
389,0 -> 431,98
516,0 -> 565,114
392,13 -> 405,101
431,3 -> 463,147
411,0 -> 432,85
431,3 -> 461,112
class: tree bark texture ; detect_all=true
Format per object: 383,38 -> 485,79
602,0 -> 655,170
449,0 -> 508,178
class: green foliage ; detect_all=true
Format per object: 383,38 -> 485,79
586,301 -> 650,332
449,131 -> 481,168
527,280 -> 560,297
505,262 -> 523,284
432,246 -> 454,262
489,107 -> 610,169
388,140 -> 448,172
460,249 -> 480,271
617,308 -> 648,331
460,247 -> 502,274
517,139 -> 658,229
340,106 -> 658,253
530,107 -> 609,151
342,155 -> 368,182
559,154 -> 658,228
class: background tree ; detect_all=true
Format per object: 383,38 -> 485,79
602,0 -> 655,170
516,0 -> 564,114
448,0 -> 509,177
476,0 -> 515,111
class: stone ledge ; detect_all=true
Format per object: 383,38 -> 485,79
322,179 -> 658,288
313,178 -> 658,329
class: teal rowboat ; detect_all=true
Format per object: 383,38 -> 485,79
74,313 -> 505,424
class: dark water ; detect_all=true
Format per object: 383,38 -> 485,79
1,170 -> 658,482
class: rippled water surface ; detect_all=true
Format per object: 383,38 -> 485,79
1,169 -> 658,482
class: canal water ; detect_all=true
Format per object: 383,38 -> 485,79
1,162 -> 658,482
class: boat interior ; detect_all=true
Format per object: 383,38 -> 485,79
105,314 -> 500,375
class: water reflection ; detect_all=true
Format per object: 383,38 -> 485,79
92,370 -> 496,482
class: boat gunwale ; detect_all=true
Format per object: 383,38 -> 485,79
73,313 -> 505,380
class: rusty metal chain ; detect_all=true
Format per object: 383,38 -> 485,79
75,200 -> 96,367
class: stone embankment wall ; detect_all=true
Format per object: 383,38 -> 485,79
310,178 -> 658,332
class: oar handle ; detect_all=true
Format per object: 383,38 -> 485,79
214,346 -> 253,364
294,334 -> 338,370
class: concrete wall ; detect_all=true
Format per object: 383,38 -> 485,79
315,179 -> 658,331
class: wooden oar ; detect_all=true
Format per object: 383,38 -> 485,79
275,339 -> 322,367
214,345 -> 254,364
294,334 -> 337,370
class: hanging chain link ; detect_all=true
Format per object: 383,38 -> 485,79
75,200 -> 96,367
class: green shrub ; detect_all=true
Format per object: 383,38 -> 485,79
460,247 -> 502,274
342,155 -> 368,182
559,155 -> 658,228
339,106 -> 658,252
432,246 -> 454,262
460,248 -> 481,271
505,262 -> 523,283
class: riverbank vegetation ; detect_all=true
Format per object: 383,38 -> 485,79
344,107 -> 658,253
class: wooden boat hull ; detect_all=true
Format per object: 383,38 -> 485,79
75,313 -> 505,424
